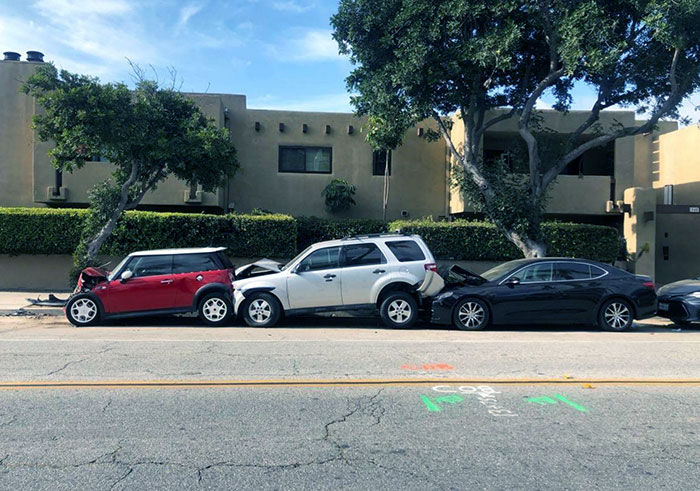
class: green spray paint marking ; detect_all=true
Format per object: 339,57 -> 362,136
524,394 -> 587,412
421,395 -> 441,412
554,394 -> 588,412
421,394 -> 463,412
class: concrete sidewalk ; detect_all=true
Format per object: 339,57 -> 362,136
0,291 -> 66,315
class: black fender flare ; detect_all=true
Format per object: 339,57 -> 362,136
192,283 -> 232,310
239,286 -> 276,299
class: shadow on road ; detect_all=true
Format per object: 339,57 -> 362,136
94,313 -> 697,333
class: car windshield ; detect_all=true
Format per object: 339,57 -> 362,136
281,246 -> 313,271
480,259 -> 530,282
107,256 -> 131,281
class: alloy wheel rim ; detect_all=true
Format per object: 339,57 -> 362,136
249,299 -> 272,323
70,298 -> 97,323
203,298 -> 227,322
604,302 -> 630,329
458,302 -> 485,328
388,299 -> 411,324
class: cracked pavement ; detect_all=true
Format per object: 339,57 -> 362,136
0,315 -> 698,489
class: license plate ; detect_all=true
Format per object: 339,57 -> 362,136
658,302 -> 669,311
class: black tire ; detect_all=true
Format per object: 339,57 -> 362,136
453,297 -> 490,331
198,292 -> 233,327
242,292 -> 282,327
598,298 -> 634,331
379,292 -> 418,329
65,293 -> 102,327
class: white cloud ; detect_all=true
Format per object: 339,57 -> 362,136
177,2 -> 205,32
266,29 -> 343,62
272,1 -> 315,13
248,92 -> 353,113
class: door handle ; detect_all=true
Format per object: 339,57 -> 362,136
373,269 -> 386,274
160,279 -> 173,284
324,274 -> 336,279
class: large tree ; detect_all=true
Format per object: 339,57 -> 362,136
23,64 -> 239,271
332,0 -> 700,257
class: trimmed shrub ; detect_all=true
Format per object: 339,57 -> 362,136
0,207 -> 88,255
296,216 -> 388,251
0,208 -> 296,258
389,219 -> 620,263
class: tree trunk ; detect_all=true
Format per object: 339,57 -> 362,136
85,162 -> 140,262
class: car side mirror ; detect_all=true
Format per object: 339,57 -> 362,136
120,270 -> 133,283
505,277 -> 520,287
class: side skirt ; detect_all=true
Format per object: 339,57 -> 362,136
103,307 -> 194,320
286,304 -> 377,317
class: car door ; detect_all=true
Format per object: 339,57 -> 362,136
493,262 -> 564,324
171,253 -> 225,308
286,246 -> 343,309
339,243 -> 388,306
102,255 -> 175,313
552,262 -> 607,323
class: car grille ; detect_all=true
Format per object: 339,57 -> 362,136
660,300 -> 689,319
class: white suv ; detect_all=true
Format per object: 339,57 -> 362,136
232,234 -> 444,328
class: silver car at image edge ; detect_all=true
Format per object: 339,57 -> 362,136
232,233 -> 444,328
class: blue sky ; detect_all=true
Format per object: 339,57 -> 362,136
1,0 -> 697,121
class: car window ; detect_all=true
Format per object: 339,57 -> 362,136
342,243 -> 386,267
298,247 -> 341,272
512,263 -> 553,283
590,265 -> 607,278
385,240 -> 425,262
554,262 -> 591,281
173,254 -> 220,274
216,252 -> 234,269
126,255 -> 172,278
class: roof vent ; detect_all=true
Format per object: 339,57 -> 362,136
3,51 -> 20,61
26,51 -> 44,62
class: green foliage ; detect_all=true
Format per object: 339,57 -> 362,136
0,208 -> 619,263
390,219 -> 620,263
0,208 -> 296,259
0,208 -> 88,255
296,216 -> 388,251
322,179 -> 357,213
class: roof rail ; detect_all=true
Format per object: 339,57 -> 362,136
341,232 -> 411,240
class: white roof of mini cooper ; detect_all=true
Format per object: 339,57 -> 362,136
129,247 -> 226,257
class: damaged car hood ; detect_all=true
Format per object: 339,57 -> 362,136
235,259 -> 283,280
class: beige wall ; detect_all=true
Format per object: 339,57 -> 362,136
0,61 -> 39,207
229,108 -> 447,219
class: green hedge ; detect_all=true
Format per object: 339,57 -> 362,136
0,208 -> 297,258
0,208 -> 620,263
0,207 -> 88,255
390,219 -> 620,263
296,216 -> 388,251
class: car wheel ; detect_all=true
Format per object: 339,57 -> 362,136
65,294 -> 102,327
198,292 -> 233,327
453,297 -> 490,331
598,299 -> 634,331
380,292 -> 417,329
242,292 -> 282,327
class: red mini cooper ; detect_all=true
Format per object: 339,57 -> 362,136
65,247 -> 235,327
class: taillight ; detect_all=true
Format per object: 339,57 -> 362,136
228,271 -> 235,286
642,281 -> 655,290
424,263 -> 437,272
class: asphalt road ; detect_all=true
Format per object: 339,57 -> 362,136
0,315 -> 698,490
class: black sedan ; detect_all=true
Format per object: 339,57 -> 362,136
657,278 -> 700,326
431,258 -> 657,331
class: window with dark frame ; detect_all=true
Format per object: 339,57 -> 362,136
279,146 -> 332,174
372,149 -> 391,176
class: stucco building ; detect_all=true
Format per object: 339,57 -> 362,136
1,53 -> 698,284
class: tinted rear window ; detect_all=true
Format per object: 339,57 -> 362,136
173,254 -> 221,274
343,243 -> 386,267
386,240 -> 425,262
216,252 -> 233,269
554,263 -> 591,281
